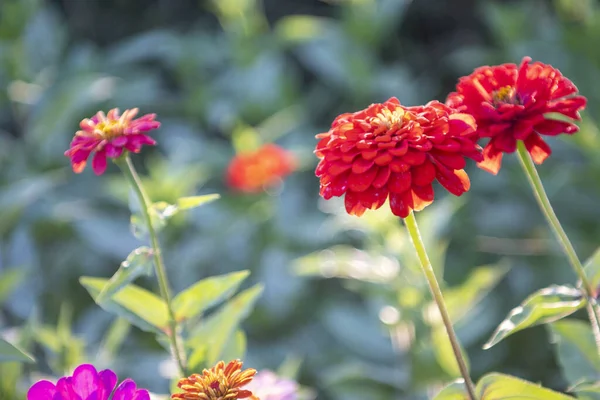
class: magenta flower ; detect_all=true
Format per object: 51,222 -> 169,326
65,108 -> 159,175
244,370 -> 299,400
27,364 -> 150,400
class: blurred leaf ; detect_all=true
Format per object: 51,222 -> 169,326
445,263 -> 510,322
275,15 -> 326,44
177,194 -> 220,210
98,318 -> 131,361
293,246 -> 399,284
96,247 -> 154,304
80,276 -> 169,333
0,268 -> 25,303
475,373 -> 575,399
433,380 -> 468,400
484,285 -> 585,349
431,326 -> 470,379
187,284 -> 263,367
569,380 -> 600,400
218,330 -> 247,364
549,319 -> 600,386
172,270 -> 250,321
231,124 -> 261,153
584,247 -> 600,295
0,338 -> 33,363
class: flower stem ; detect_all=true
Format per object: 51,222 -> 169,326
403,212 -> 478,400
116,154 -> 187,377
516,140 -> 600,353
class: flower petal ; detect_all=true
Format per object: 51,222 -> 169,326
27,381 -> 57,400
72,364 -> 99,400
113,380 -> 136,400
477,142 -> 504,175
389,191 -> 413,218
92,151 -> 108,176
97,370 -> 118,400
524,134 -> 552,165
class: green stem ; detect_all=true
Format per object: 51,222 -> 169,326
116,154 -> 187,377
404,212 -> 478,400
516,140 -> 600,353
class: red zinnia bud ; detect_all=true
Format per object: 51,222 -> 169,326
315,98 -> 482,218
65,108 -> 160,175
446,57 -> 587,174
226,144 -> 296,193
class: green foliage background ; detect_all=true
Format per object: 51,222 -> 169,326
1,0 -> 600,399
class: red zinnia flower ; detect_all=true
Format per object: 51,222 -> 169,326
65,108 -> 160,175
446,57 -> 587,174
226,144 -> 296,193
315,98 -> 482,218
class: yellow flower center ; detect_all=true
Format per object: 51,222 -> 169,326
95,120 -> 124,140
374,107 -> 406,130
492,86 -> 519,105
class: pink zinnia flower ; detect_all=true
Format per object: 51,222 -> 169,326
27,364 -> 149,400
65,108 -> 160,175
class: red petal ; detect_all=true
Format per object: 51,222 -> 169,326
524,134 -> 552,165
326,161 -> 352,176
347,165 -> 378,192
372,166 -> 391,189
320,172 -> 349,199
493,133 -> 517,153
448,113 -> 477,136
389,191 -> 413,218
411,160 -> 436,186
374,152 -> 393,166
388,171 -> 412,193
533,120 -> 579,136
388,141 -> 408,156
403,149 -> 426,165
432,151 -> 466,170
477,142 -> 504,175
345,191 -> 367,217
411,184 -> 434,211
351,158 -> 374,174
435,164 -> 470,196
358,186 -> 389,210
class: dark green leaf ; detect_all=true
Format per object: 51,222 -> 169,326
172,270 -> 250,321
549,320 -> 600,386
187,284 -> 263,366
0,338 -> 34,363
96,247 -> 154,304
484,285 -> 585,349
476,373 -> 575,399
433,380 -> 468,400
80,276 -> 169,333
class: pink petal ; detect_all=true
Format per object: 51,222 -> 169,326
72,364 -> 99,400
27,380 -> 57,400
97,370 -> 118,400
92,151 -> 108,175
113,380 -> 136,400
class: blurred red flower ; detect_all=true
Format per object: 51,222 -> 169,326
65,108 -> 159,175
315,98 -> 482,218
446,57 -> 587,174
226,144 -> 296,193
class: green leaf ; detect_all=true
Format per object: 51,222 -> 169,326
569,380 -> 600,400
444,263 -> 510,322
476,373 -> 575,399
0,338 -> 34,363
172,270 -> 250,322
433,380 -> 468,400
187,284 -> 263,366
177,194 -> 220,210
484,285 -> 585,349
584,247 -> 600,296
432,326 -> 470,378
0,268 -> 25,303
96,247 -> 154,304
218,330 -> 247,365
549,320 -> 600,386
80,276 -> 169,333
